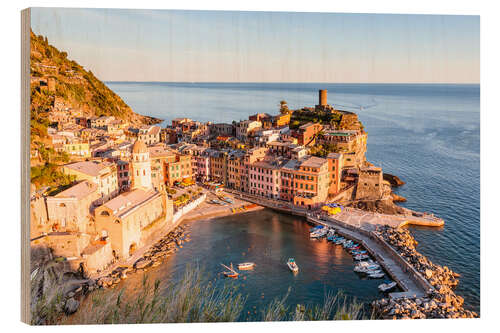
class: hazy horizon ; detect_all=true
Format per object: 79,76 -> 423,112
31,8 -> 480,84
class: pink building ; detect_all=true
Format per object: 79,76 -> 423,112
194,153 -> 210,182
248,158 -> 283,199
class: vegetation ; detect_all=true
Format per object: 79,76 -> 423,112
290,108 -> 342,129
30,30 -> 136,123
32,266 -> 369,325
29,30 -> 160,152
309,142 -> 340,158
31,164 -> 75,191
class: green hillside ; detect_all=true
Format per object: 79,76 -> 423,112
30,30 -> 161,139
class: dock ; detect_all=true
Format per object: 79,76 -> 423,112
223,189 -> 438,299
307,214 -> 433,299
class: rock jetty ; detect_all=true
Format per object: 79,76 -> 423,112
371,226 -> 477,319
96,225 -> 190,289
383,173 -> 406,187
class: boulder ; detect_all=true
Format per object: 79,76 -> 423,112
64,297 -> 80,315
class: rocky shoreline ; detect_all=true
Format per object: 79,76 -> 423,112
95,224 -> 190,289
371,225 -> 477,319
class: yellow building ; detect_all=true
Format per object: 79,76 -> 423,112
62,160 -> 119,204
63,142 -> 90,158
94,188 -> 172,259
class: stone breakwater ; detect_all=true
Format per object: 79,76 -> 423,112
95,225 -> 190,289
371,226 -> 477,319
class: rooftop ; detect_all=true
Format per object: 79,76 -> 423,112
53,180 -> 97,200
299,156 -> 328,168
102,189 -> 159,218
64,161 -> 111,177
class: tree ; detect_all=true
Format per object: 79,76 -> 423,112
279,100 -> 290,114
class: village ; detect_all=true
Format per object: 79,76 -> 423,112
29,81 -> 477,320
31,88 -> 399,274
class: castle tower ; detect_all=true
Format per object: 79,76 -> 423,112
319,89 -> 327,106
131,140 -> 152,190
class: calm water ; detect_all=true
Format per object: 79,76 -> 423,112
106,210 -> 386,321
106,82 -> 480,313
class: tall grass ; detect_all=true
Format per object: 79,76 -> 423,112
261,288 -> 369,321
40,266 -> 370,325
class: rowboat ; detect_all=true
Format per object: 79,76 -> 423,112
287,258 -> 299,273
238,262 -> 255,270
221,263 -> 239,278
378,281 -> 397,292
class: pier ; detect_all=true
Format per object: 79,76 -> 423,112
223,189 -> 439,299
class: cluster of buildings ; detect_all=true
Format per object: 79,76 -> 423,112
30,89 -> 384,274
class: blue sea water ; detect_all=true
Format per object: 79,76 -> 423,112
106,82 -> 480,314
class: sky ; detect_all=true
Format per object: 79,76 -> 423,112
30,8 -> 480,83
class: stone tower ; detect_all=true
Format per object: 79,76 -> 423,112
319,89 -> 327,106
131,140 -> 152,190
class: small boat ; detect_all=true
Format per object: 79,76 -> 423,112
287,258 -> 299,273
368,272 -> 385,279
335,238 -> 345,245
310,228 -> 328,238
326,228 -> 335,237
378,281 -> 397,292
222,196 -> 234,204
221,263 -> 239,278
310,225 -> 324,232
238,262 -> 255,270
355,261 -> 380,270
351,250 -> 367,255
354,254 -> 370,261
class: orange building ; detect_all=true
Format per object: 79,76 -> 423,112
327,152 -> 344,194
295,122 -> 323,146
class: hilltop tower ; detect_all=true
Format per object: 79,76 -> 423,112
315,89 -> 334,112
319,89 -> 327,106
131,140 -> 152,190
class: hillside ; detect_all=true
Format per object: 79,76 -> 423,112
30,30 -> 161,139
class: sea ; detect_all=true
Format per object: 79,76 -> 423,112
105,82 -> 480,315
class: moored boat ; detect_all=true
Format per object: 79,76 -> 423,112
378,281 -> 397,292
221,263 -> 239,278
310,228 -> 328,238
368,272 -> 385,279
354,254 -> 370,261
238,262 -> 256,270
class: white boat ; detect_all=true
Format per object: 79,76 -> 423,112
287,258 -> 299,273
368,272 -> 385,279
327,228 -> 336,237
378,281 -> 397,292
354,254 -> 370,261
238,262 -> 255,270
355,261 -> 380,270
310,228 -> 328,238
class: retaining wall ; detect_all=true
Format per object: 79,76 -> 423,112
173,194 -> 207,224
